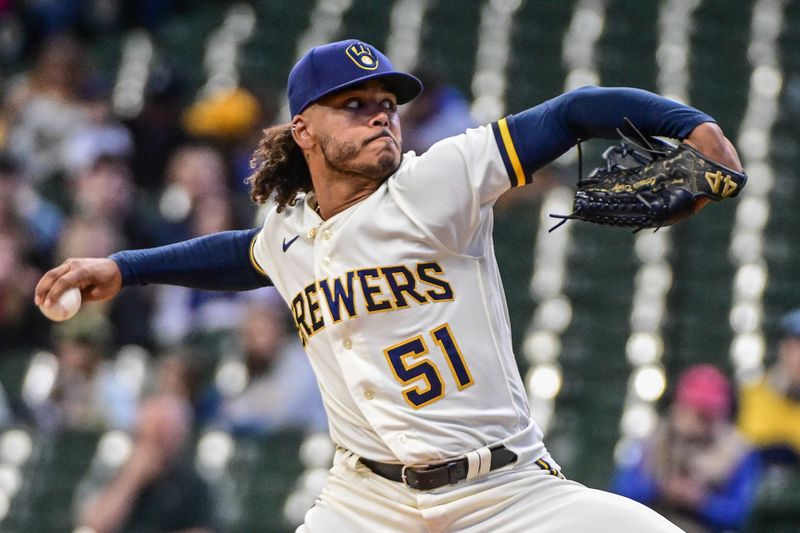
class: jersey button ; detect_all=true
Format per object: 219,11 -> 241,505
322,230 -> 331,240
321,257 -> 331,268
343,339 -> 353,350
364,390 -> 374,400
308,226 -> 318,239
397,433 -> 407,444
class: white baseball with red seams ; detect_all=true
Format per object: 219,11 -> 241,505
39,286 -> 82,322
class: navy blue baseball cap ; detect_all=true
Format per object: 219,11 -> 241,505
288,39 -> 423,117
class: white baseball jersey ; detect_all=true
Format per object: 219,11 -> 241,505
251,121 -> 549,467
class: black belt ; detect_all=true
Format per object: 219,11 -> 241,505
360,445 -> 517,491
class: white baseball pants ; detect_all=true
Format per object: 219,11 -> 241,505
297,448 -> 684,533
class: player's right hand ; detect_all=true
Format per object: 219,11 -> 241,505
34,258 -> 123,308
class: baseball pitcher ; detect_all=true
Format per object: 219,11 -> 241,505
36,40 -> 744,532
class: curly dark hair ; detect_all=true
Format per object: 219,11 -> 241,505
246,123 -> 312,211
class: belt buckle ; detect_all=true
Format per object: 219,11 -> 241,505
401,465 -> 410,486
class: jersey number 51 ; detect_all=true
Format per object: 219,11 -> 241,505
383,323 -> 474,409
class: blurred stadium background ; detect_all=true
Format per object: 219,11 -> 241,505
0,0 -> 798,531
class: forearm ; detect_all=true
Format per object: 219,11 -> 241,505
110,229 -> 271,291
505,86 -> 715,174
79,468 -> 146,533
559,86 -> 714,140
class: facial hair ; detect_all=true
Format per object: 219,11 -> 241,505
320,133 -> 399,181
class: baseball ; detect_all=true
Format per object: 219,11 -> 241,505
39,287 -> 82,322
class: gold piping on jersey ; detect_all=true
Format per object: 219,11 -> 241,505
536,458 -> 564,479
497,118 -> 526,187
249,231 -> 269,277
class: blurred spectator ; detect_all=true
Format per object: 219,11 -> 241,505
10,1 -> 176,57
400,68 -> 475,154
208,297 -> 327,435
0,7 -> 23,87
0,382 -> 12,428
163,144 -> 228,213
156,144 -> 242,239
74,394 -> 216,533
3,33 -> 92,182
16,1 -> 83,49
0,151 -> 63,265
127,65 -> 190,191
116,0 -> 177,32
739,309 -> 800,463
152,348 -> 201,398
31,311 -> 137,431
612,365 -> 762,533
56,214 -> 153,347
182,87 -> 262,143
56,215 -> 125,262
69,155 -> 162,249
61,81 -> 134,178
151,191 -> 249,347
191,194 -> 240,239
0,229 -> 50,350
181,84 -> 274,194
150,346 -> 213,422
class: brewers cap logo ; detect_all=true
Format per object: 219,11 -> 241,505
346,43 -> 379,71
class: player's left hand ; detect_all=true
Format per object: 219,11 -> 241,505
550,120 -> 747,231
684,122 -> 743,173
683,122 -> 743,214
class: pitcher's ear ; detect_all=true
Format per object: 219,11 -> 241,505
291,117 -> 313,149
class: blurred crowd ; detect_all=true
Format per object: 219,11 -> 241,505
2,4 -> 799,533
0,5 -> 325,530
612,311 -> 800,532
0,20 -> 329,425
0,4 -> 477,530
0,1 -> 480,434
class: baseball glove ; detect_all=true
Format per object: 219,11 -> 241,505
550,119 -> 747,232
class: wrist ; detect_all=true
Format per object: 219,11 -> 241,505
685,122 -> 724,147
108,252 -> 134,286
685,122 -> 743,172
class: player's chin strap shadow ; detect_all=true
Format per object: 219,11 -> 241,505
548,118 -> 667,234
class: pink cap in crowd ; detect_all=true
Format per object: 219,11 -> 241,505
675,364 -> 732,419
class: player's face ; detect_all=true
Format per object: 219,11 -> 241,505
305,80 -> 402,181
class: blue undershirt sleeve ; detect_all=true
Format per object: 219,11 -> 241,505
109,228 -> 271,291
491,86 -> 716,185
